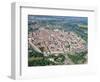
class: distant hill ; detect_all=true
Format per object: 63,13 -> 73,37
28,15 -> 88,25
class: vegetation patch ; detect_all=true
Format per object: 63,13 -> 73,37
67,51 -> 87,64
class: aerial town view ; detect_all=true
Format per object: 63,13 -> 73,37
28,15 -> 88,66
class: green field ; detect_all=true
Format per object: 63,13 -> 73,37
78,24 -> 87,29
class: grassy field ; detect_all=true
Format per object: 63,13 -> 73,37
78,24 -> 87,29
67,51 -> 87,64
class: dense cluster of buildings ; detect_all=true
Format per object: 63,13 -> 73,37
28,28 -> 87,55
